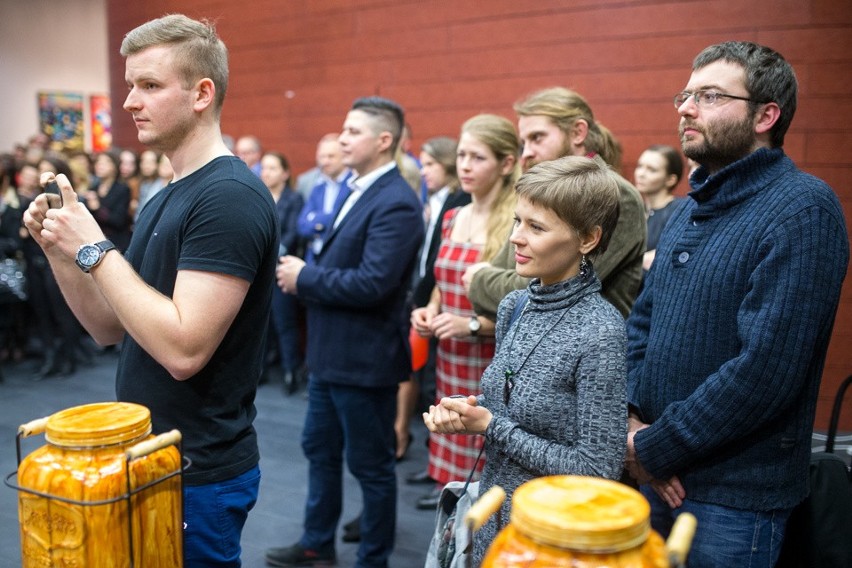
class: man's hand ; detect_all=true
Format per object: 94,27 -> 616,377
423,395 -> 491,435
626,415 -> 686,509
276,255 -> 305,294
461,261 -> 490,294
650,476 -> 686,509
625,430 -> 653,484
25,173 -> 104,258
628,412 -> 647,434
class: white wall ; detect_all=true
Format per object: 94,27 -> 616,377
0,0 -> 109,153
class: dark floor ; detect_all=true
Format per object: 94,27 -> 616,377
0,352 -> 437,568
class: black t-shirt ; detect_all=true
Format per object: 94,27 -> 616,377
117,156 -> 278,485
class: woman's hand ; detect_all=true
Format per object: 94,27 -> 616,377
423,395 -> 492,435
410,306 -> 436,338
85,190 -> 100,210
430,313 -> 471,340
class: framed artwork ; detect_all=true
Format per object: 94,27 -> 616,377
89,94 -> 112,153
37,91 -> 85,152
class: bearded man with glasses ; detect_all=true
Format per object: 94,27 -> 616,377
625,41 -> 849,568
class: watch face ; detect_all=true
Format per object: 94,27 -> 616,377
78,245 -> 101,268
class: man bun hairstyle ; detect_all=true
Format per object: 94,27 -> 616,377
514,87 -> 623,171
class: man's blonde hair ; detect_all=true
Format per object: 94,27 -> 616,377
514,87 -> 622,171
121,14 -> 229,117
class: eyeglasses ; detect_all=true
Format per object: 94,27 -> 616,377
674,90 -> 761,109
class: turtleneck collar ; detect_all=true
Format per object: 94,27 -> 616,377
525,267 -> 602,312
688,147 -> 791,211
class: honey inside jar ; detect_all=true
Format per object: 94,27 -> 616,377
16,402 -> 183,567
481,475 -> 668,568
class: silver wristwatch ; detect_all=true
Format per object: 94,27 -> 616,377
468,316 -> 481,336
75,240 -> 116,273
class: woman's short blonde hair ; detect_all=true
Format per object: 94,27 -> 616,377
515,155 -> 620,258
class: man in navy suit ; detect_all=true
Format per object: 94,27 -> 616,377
296,134 -> 352,264
268,97 -> 424,568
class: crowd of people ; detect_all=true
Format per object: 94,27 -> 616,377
1,12 -> 848,568
0,139 -> 173,380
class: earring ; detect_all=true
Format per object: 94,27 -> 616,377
579,255 -> 589,278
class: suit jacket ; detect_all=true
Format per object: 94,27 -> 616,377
296,166 -> 424,388
276,188 -> 305,257
297,171 -> 353,263
409,189 -> 471,307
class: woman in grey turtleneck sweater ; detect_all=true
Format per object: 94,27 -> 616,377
424,156 -> 628,564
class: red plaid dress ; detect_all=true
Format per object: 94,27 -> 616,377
428,208 -> 495,486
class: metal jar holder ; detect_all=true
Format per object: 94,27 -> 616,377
4,418 -> 191,568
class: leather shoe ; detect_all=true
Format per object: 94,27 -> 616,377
405,469 -> 434,485
265,543 -> 336,566
416,486 -> 443,510
282,371 -> 297,395
341,514 -> 360,543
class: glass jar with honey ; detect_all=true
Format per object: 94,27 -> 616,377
478,475 -> 693,568
9,402 -> 184,567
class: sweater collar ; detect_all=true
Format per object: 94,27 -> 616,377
526,267 -> 601,312
688,147 -> 790,211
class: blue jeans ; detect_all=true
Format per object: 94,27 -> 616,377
301,378 -> 397,568
642,486 -> 791,568
184,465 -> 261,568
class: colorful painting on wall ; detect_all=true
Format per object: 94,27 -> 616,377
89,94 -> 112,153
37,91 -> 85,152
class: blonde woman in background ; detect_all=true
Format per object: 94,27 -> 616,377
396,136 -> 470,459
410,114 -> 520,510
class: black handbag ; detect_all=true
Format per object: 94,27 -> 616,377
776,374 -> 852,568
0,257 -> 27,303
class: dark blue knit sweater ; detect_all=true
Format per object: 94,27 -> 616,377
627,148 -> 849,510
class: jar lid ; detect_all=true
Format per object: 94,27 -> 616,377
510,475 -> 651,553
45,402 -> 152,448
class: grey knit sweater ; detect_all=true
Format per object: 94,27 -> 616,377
474,271 -> 627,563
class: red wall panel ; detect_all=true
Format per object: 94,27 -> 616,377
107,0 -> 852,428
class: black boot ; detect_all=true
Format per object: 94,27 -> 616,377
34,349 -> 57,381
282,370 -> 298,395
342,513 -> 361,543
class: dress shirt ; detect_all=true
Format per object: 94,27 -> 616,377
333,161 -> 397,229
320,170 -> 350,214
418,186 -> 450,278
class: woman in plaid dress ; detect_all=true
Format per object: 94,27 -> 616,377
410,114 -> 520,506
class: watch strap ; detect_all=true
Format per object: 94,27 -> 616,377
95,240 -> 116,254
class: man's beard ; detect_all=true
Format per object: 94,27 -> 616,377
680,112 -> 756,172
522,137 -> 575,172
